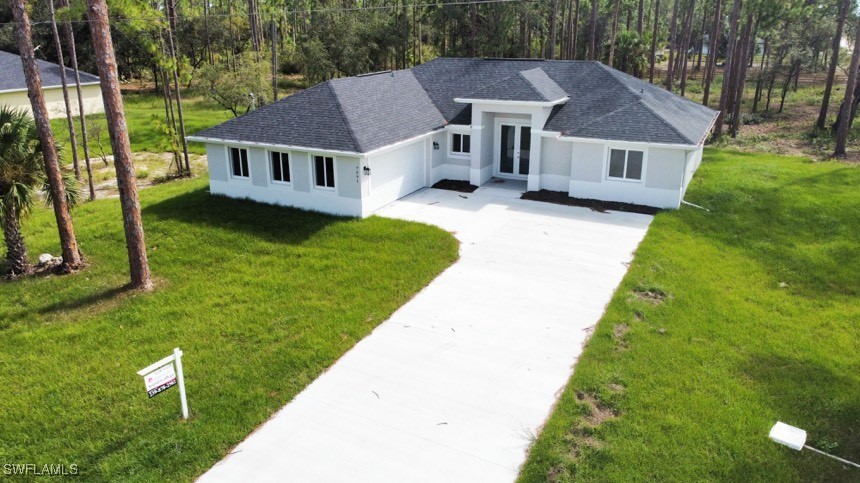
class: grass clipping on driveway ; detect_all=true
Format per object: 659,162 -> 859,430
0,177 -> 458,481
519,149 -> 859,482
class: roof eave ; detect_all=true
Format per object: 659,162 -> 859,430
0,80 -> 100,94
185,135 -> 364,156
453,96 -> 569,106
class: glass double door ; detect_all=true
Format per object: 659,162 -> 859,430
499,124 -> 531,178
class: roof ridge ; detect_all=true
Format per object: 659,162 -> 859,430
517,68 -> 551,102
325,80 -> 364,153
595,62 -> 695,144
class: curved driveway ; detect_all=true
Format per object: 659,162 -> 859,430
199,183 -> 652,482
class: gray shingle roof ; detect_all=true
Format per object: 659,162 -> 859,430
194,58 -> 718,152
414,58 -> 718,145
465,67 -> 567,102
0,50 -> 100,92
193,70 -> 445,153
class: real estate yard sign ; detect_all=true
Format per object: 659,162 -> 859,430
143,363 -> 176,398
137,348 -> 189,419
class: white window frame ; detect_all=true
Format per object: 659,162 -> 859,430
268,149 -> 292,186
227,146 -> 250,180
449,132 -> 471,157
311,154 -> 337,192
605,146 -> 646,183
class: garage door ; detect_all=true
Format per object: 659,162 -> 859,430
368,139 -> 426,211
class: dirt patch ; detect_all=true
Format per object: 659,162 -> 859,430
633,310 -> 645,322
431,179 -> 478,193
633,288 -> 667,303
522,190 -> 661,215
613,324 -> 630,349
607,383 -> 625,393
577,392 -> 618,427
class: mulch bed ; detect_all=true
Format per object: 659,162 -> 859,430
431,179 -> 478,193
521,190 -> 661,215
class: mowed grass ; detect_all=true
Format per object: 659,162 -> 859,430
50,91 -> 233,156
519,149 -> 859,482
0,177 -> 458,480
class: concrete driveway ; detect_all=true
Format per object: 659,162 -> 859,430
199,182 -> 652,482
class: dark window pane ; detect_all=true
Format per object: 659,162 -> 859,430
282,153 -> 290,182
453,134 -> 462,153
231,148 -> 241,176
315,156 -> 325,186
608,149 -> 626,178
519,127 -> 531,175
241,149 -> 249,177
500,125 -> 515,174
462,135 -> 470,153
626,150 -> 643,180
325,157 -> 335,187
272,152 -> 282,181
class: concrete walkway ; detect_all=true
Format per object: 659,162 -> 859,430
199,181 -> 652,482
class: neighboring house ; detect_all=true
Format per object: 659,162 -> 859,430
189,58 -> 718,217
0,50 -> 104,119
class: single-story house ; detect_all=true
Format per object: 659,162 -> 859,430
189,58 -> 718,217
0,50 -> 104,119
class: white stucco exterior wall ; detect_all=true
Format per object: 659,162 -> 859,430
0,84 -> 104,119
205,143 -> 364,217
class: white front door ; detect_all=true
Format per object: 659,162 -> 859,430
496,122 -> 531,179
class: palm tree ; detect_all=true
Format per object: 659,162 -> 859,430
0,107 -> 79,276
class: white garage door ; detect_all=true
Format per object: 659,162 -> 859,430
368,139 -> 426,212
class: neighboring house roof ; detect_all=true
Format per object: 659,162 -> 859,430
464,67 -> 567,102
195,70 -> 446,153
0,50 -> 100,92
194,58 -> 718,153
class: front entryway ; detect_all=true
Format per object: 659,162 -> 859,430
496,121 -> 531,179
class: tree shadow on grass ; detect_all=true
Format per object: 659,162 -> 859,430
680,158 -> 859,297
141,187 -> 344,244
740,352 -> 860,480
37,284 -> 132,316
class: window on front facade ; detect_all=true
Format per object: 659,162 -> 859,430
607,148 -> 644,181
271,151 -> 290,183
314,155 -> 335,188
451,133 -> 470,155
230,147 -> 249,178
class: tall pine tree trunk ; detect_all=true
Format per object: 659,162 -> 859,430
549,0 -> 559,59
165,0 -> 191,176
10,0 -> 82,272
678,0 -> 697,95
46,0 -> 81,182
665,0 -> 680,90
649,0 -> 660,83
817,0 -> 849,130
587,0 -> 598,60
834,16 -> 860,157
729,12 -> 754,137
568,0 -> 579,59
59,0 -> 95,200
713,0 -> 741,140
85,0 -> 153,290
637,0 -> 645,35
608,0 -> 621,67
702,0 -> 721,105
271,20 -> 278,101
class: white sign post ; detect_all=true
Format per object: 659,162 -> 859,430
137,348 -> 189,419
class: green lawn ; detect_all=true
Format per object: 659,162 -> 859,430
50,91 -> 233,156
0,177 -> 458,480
519,149 -> 859,482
